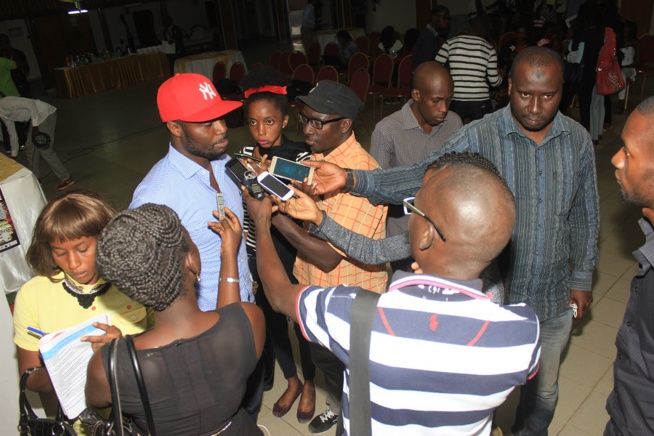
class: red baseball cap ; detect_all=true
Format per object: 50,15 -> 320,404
157,73 -> 242,123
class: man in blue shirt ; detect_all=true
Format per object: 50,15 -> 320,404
302,46 -> 600,435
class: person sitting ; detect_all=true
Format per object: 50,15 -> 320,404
336,30 -> 359,68
246,152 -> 541,434
13,190 -> 152,413
378,25 -> 403,59
86,203 -> 265,435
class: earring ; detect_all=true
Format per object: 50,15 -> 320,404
196,273 -> 201,283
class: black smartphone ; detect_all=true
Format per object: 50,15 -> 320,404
225,157 -> 250,186
233,152 -> 261,163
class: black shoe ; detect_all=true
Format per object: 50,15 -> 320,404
308,409 -> 338,434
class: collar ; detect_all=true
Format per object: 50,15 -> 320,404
313,132 -> 357,163
404,100 -> 450,135
499,105 -> 569,145
390,270 -> 486,296
426,24 -> 439,37
636,218 -> 654,269
53,271 -> 108,293
166,143 -> 228,179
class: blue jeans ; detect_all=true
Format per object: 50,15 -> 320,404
513,308 -> 573,436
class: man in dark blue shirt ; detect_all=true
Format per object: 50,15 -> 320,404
605,96 -> 654,435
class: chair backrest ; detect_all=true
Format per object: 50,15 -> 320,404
316,65 -> 340,83
307,42 -> 322,66
499,32 -> 516,49
355,36 -> 370,55
639,34 -> 654,64
323,42 -> 339,57
372,53 -> 394,87
212,61 -> 226,85
396,54 -> 413,88
229,62 -> 246,84
349,68 -> 370,108
289,51 -> 308,72
269,51 -> 282,70
292,64 -> 315,84
279,51 -> 293,75
368,32 -> 380,55
348,52 -> 369,83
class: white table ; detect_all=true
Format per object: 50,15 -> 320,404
174,50 -> 247,79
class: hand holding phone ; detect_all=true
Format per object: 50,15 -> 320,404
257,171 -> 294,201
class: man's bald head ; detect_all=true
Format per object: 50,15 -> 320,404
413,61 -> 453,95
411,62 -> 454,128
410,153 -> 515,280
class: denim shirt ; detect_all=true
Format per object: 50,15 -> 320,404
352,106 -> 599,321
131,145 -> 253,310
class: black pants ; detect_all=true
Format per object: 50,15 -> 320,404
449,99 -> 493,124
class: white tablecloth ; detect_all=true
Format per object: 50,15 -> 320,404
174,50 -> 247,79
0,165 -> 46,294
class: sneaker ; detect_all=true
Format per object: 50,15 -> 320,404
308,409 -> 338,434
56,178 -> 75,190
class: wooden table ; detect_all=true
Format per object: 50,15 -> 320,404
174,50 -> 247,79
54,52 -> 170,98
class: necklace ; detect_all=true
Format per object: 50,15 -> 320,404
62,274 -> 111,309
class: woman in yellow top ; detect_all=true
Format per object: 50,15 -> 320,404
13,189 -> 151,395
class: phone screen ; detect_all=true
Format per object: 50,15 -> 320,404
258,173 -> 293,199
226,158 -> 249,186
271,158 -> 311,182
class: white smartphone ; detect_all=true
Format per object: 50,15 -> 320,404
269,156 -> 314,184
257,171 -> 294,201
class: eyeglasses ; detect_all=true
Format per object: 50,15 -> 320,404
403,197 -> 446,242
297,113 -> 345,130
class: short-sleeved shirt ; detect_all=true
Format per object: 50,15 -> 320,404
296,271 -> 541,435
14,273 -> 150,352
293,133 -> 388,293
131,145 -> 254,310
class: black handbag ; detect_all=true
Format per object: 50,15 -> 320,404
563,60 -> 584,85
18,367 -> 77,436
79,336 -> 155,436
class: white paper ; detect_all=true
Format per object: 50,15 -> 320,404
38,313 -> 110,419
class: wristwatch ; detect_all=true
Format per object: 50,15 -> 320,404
344,168 -> 355,193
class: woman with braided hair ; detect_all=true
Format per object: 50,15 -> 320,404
13,189 -> 151,398
86,203 -> 265,435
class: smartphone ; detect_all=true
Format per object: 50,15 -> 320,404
225,157 -> 249,186
233,152 -> 261,163
244,171 -> 265,200
269,156 -> 314,184
257,171 -> 294,201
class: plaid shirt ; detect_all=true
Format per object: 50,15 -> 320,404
294,133 -> 388,293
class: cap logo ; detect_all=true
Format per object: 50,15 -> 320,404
199,82 -> 217,100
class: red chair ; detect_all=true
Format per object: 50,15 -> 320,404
269,51 -> 282,70
316,65 -> 340,83
292,64 -> 315,84
279,51 -> 293,76
307,42 -> 322,68
289,51 -> 308,72
369,32 -> 380,56
323,42 -> 339,58
349,68 -> 371,133
355,36 -> 370,56
498,32 -> 516,49
377,55 -> 413,117
637,34 -> 654,95
347,52 -> 369,84
212,61 -> 226,87
229,62 -> 246,84
367,53 -> 394,118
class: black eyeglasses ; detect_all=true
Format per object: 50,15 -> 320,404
403,197 -> 446,242
297,113 -> 345,130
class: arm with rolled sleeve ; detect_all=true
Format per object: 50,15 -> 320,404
568,139 -> 600,292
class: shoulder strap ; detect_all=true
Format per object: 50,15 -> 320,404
108,338 -> 124,436
349,289 -> 381,436
125,335 -> 156,435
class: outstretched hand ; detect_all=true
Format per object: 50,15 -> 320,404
209,207 -> 242,255
272,188 -> 323,226
300,161 -> 348,196
243,187 -> 275,227
80,323 -> 123,351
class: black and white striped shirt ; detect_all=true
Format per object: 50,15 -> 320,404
436,35 -> 502,101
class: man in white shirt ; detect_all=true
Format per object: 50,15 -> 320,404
0,96 -> 73,190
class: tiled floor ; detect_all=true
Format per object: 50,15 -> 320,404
16,43 -> 652,434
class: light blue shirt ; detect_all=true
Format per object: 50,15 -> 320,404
131,145 -> 253,310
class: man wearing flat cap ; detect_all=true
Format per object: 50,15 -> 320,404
260,80 -> 387,433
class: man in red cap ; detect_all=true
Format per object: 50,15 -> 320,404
130,74 -> 262,418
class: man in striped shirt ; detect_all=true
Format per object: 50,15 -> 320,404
302,46 -> 599,435
435,16 -> 502,123
249,152 -> 541,435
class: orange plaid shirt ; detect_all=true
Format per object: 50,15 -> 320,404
294,133 -> 388,293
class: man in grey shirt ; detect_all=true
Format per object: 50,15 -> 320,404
370,62 -> 461,271
300,46 -> 599,435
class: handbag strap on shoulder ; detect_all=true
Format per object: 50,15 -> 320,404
125,335 -> 155,435
349,290 -> 381,436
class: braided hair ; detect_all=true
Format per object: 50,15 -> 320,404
96,203 -> 190,311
